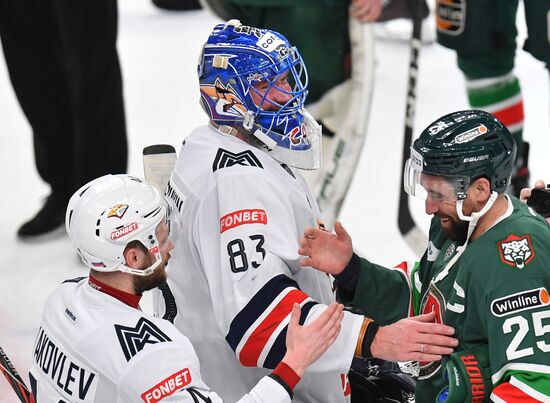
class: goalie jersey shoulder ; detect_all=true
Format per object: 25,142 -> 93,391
180,126 -> 272,176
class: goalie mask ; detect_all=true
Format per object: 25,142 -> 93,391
198,19 -> 321,170
66,174 -> 168,276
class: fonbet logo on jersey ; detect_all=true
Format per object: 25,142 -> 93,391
220,209 -> 267,233
141,368 -> 192,403
491,287 -> 550,317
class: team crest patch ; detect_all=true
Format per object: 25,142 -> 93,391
497,234 -> 536,269
443,243 -> 456,261
213,148 -> 263,172
115,317 -> 172,361
107,204 -> 129,219
418,283 -> 445,379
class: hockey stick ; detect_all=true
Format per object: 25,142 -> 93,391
0,346 -> 35,403
309,19 -> 376,228
143,144 -> 177,194
397,0 -> 428,256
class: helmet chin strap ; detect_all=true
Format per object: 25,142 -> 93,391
434,191 -> 498,283
456,191 -> 498,244
117,251 -> 163,277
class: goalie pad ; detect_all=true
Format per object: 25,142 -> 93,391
306,19 -> 375,228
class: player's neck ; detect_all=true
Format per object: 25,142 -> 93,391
89,273 -> 141,308
470,194 -> 508,241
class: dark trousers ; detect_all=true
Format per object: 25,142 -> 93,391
0,0 -> 127,201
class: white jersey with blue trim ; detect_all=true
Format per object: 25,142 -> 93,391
30,278 -> 293,403
157,125 -> 363,403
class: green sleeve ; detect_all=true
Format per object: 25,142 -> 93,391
336,256 -> 414,325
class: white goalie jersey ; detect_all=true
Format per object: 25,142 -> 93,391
30,278 -> 295,403
155,125 -> 363,403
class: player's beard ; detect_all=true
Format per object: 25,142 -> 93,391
133,255 -> 168,295
438,213 -> 468,244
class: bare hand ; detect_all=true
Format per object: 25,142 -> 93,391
370,311 -> 458,362
349,0 -> 383,22
282,303 -> 344,376
519,179 -> 545,202
299,221 -> 353,275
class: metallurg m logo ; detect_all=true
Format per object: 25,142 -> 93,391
115,317 -> 172,361
212,148 -> 263,172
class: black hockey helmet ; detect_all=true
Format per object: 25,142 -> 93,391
404,110 -> 516,200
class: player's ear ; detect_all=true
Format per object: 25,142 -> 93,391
472,177 -> 491,203
123,241 -> 148,269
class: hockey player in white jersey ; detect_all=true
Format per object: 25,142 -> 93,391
157,20 -> 458,402
29,174 -> 345,403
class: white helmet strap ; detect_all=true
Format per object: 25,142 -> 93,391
434,191 -> 498,283
116,252 -> 162,277
456,190 -> 498,243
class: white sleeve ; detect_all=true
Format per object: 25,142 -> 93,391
118,341 -> 291,403
196,170 -> 362,372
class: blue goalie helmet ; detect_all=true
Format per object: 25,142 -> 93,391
198,19 -> 322,170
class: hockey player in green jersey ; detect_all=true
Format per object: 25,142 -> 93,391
299,110 -> 550,402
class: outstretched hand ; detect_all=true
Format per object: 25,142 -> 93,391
299,221 -> 353,275
371,311 -> 458,362
282,303 -> 344,377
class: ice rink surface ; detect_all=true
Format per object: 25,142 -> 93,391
0,1 -> 548,400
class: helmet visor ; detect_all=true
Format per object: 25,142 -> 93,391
404,148 -> 468,202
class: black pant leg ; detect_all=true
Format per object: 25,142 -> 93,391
52,0 -> 127,187
0,0 -> 76,198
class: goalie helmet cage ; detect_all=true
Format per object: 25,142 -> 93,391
398,0 -> 428,257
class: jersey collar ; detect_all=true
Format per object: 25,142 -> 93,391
88,275 -> 141,309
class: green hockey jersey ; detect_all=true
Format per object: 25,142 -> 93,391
338,196 -> 550,402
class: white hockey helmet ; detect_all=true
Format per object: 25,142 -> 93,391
65,174 -> 167,276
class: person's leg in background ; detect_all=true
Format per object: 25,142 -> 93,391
0,0 -> 127,238
436,0 -> 529,195
53,0 -> 127,188
0,0 -> 77,237
522,0 -> 550,118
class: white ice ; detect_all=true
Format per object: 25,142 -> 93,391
0,1 -> 548,401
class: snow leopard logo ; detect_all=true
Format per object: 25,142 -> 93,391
497,234 -> 536,269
